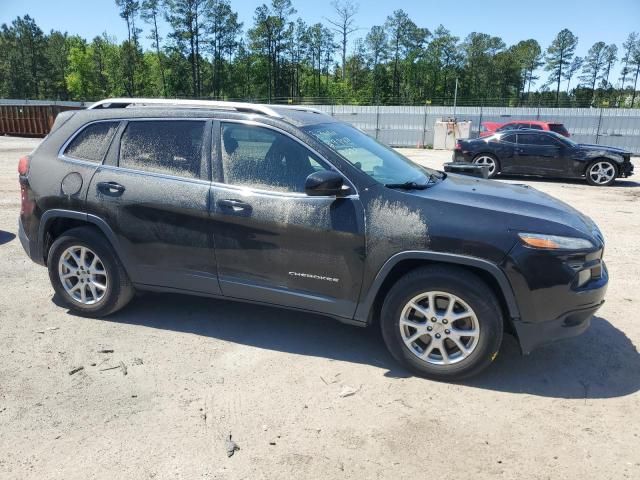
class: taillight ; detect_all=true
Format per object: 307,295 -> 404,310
18,155 -> 30,176
18,156 -> 34,215
454,141 -> 462,150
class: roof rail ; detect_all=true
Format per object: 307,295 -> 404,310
88,98 -> 284,118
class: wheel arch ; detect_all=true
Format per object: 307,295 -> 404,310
37,209 -> 127,268
354,251 -> 520,334
584,156 -> 621,175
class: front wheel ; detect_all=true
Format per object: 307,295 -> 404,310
586,160 -> 617,186
473,154 -> 500,178
380,265 -> 503,380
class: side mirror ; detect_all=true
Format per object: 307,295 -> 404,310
304,170 -> 347,196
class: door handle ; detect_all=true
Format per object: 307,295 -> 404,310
217,199 -> 252,214
97,181 -> 126,195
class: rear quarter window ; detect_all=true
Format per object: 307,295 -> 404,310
549,124 -> 569,136
64,121 -> 119,162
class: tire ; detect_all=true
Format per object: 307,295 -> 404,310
473,154 -> 500,178
380,265 -> 503,381
47,226 -> 134,317
586,159 -> 617,186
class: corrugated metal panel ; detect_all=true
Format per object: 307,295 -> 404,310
2,100 -> 639,152
0,104 -> 82,137
311,105 -> 640,153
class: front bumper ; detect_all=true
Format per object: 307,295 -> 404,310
504,243 -> 608,354
620,160 -> 634,178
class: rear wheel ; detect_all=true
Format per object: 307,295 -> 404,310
380,265 -> 503,380
473,154 -> 500,178
48,226 -> 134,317
586,160 -> 617,186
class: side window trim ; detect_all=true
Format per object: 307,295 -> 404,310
58,119 -> 122,165
116,118 -> 210,181
216,119 -> 357,197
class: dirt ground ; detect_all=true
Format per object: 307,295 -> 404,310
1,136 -> 639,480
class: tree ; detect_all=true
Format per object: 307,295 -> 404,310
141,0 -> 167,96
580,41 -> 607,105
600,44 -> 618,88
326,0 -> 358,80
364,25 -> 387,102
619,33 -> 638,92
384,10 -> 417,99
206,0 -> 242,98
115,0 -> 141,95
462,32 -> 506,101
564,55 -> 583,93
513,39 -> 542,100
164,0 -> 207,97
545,28 -> 578,106
630,38 -> 640,107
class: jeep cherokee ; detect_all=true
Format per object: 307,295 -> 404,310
18,98 -> 608,380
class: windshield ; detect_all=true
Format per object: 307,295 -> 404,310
302,122 -> 439,185
548,130 -> 577,146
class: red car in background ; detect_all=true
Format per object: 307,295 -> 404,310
480,120 -> 570,138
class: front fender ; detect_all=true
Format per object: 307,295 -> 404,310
352,250 -> 521,324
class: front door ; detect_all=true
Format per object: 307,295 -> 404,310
514,132 -> 565,175
85,119 -> 220,294
210,121 -> 365,318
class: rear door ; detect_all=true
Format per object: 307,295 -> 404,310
85,118 -> 220,294
210,121 -> 365,318
514,133 -> 565,175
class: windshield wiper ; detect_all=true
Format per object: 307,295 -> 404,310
384,180 -> 430,190
385,172 -> 444,190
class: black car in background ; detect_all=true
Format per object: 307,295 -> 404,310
453,129 -> 634,186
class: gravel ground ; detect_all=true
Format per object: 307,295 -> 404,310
1,136 -> 639,479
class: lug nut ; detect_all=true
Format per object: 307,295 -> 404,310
442,319 -> 448,324
427,326 -> 433,331
435,333 -> 441,339
445,329 -> 450,334
431,317 -> 437,322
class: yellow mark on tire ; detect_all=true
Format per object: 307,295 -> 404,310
491,352 -> 498,362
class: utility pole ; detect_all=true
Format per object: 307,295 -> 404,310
453,78 -> 459,119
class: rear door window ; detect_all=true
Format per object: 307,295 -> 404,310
549,124 -> 569,136
64,121 -> 119,162
119,120 -> 205,179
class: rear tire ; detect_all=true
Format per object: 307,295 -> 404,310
380,265 -> 503,381
47,226 -> 134,317
473,154 -> 500,178
586,159 -> 617,186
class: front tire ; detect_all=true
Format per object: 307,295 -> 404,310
380,265 -> 503,380
47,226 -> 134,317
586,160 -> 617,186
473,154 -> 500,178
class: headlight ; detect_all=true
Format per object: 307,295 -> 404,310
518,233 -> 594,250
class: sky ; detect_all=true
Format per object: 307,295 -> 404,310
2,0 -> 639,90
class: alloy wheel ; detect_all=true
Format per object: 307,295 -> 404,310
474,156 -> 496,175
588,161 -> 615,185
399,291 -> 480,365
58,245 -> 108,305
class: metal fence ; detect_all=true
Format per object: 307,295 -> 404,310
2,100 -> 640,153
311,105 -> 640,154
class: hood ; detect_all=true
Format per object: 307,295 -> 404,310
578,143 -> 631,155
412,173 -> 598,240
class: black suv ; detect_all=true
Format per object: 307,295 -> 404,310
18,98 -> 608,380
